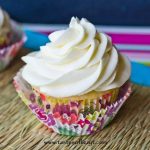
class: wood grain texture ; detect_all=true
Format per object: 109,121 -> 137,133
0,49 -> 150,150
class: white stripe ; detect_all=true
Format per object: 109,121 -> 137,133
119,53 -> 150,62
22,24 -> 150,34
23,24 -> 150,51
116,44 -> 150,50
97,26 -> 150,34
23,24 -> 67,31
129,58 -> 150,62
122,54 -> 150,61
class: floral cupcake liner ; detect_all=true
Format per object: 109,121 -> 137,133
14,70 -> 131,136
0,21 -> 26,71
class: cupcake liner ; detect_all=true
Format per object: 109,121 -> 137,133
0,21 -> 26,71
14,70 -> 131,136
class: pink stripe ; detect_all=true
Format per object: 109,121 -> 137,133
107,33 -> 150,45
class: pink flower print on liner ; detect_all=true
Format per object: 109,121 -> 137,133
52,103 -> 78,125
36,109 -> 55,126
53,112 -> 77,125
61,113 -> 77,124
70,101 -> 79,115
53,103 -> 78,116
40,93 -> 46,101
13,80 -> 19,91
77,119 -> 94,133
102,93 -> 112,106
77,119 -> 85,128
29,93 -> 36,103
29,104 -> 55,126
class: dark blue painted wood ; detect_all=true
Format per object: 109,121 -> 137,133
0,0 -> 150,25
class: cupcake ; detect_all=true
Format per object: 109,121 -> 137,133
14,17 -> 131,136
0,8 -> 25,71
0,8 -> 12,48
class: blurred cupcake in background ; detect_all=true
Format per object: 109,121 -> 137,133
0,8 -> 12,48
0,7 -> 25,71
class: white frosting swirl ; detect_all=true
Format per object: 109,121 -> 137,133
22,17 -> 131,97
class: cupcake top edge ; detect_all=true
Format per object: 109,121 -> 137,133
21,17 -> 131,98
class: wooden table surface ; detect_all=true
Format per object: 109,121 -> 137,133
0,49 -> 150,150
